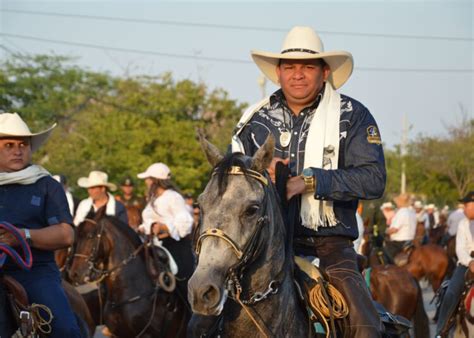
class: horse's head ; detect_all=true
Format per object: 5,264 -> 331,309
188,133 -> 282,316
68,209 -> 113,285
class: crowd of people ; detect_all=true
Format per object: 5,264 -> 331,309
0,24 -> 472,338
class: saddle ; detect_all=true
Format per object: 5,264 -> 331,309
393,242 -> 414,267
1,275 -> 35,337
294,256 -> 411,337
143,236 -> 177,292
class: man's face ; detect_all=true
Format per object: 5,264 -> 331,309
87,186 -> 107,201
464,201 -> 474,220
0,137 -> 32,172
121,185 -> 134,195
276,59 -> 330,110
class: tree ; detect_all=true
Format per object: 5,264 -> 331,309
0,54 -> 245,197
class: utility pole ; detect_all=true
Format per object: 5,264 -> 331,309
400,114 -> 408,194
257,74 -> 267,99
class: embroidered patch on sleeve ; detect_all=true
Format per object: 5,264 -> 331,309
30,195 -> 41,206
367,126 -> 382,144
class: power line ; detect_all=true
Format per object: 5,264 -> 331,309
2,8 -> 473,42
1,32 -> 473,73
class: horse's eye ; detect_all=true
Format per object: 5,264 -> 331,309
244,205 -> 260,218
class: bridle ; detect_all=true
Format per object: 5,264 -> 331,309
73,218 -> 144,284
194,166 -> 284,337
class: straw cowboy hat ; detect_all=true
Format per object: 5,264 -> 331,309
380,202 -> 394,210
251,26 -> 353,89
78,171 -> 117,191
0,113 -> 56,152
137,163 -> 171,180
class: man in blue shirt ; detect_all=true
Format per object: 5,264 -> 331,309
232,26 -> 386,337
0,112 -> 80,337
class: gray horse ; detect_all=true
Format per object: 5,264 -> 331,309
188,135 -> 310,337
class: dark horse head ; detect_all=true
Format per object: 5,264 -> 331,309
68,207 -> 189,337
188,133 -> 309,336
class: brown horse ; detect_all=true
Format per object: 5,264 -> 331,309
125,205 -> 142,231
361,231 -> 430,338
400,244 -> 451,291
68,210 -> 189,338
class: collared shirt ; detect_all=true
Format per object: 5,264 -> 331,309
238,87 -> 386,239
141,189 -> 193,241
447,208 -> 466,236
0,176 -> 73,269
455,218 -> 474,267
389,207 -> 417,241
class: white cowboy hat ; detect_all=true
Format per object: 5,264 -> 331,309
413,200 -> 424,209
380,202 -> 394,210
251,26 -> 353,89
77,171 -> 117,191
137,163 -> 171,180
0,113 -> 56,152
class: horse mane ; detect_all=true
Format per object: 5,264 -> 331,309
214,152 -> 254,194
103,216 -> 143,249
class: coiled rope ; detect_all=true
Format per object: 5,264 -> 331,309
307,278 -> 349,338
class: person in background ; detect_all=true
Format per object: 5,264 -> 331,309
447,203 -> 465,238
53,174 -> 78,217
436,191 -> 474,337
380,202 -> 395,228
413,200 -> 428,245
137,162 -> 194,298
0,112 -> 80,337
74,171 -> 128,226
354,202 -> 365,254
384,193 -> 416,261
115,176 -> 144,230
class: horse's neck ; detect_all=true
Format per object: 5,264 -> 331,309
102,227 -> 151,292
226,215 -> 307,335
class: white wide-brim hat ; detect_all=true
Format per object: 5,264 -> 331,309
251,26 -> 353,90
0,113 -> 56,152
137,163 -> 171,180
78,171 -> 117,191
380,202 -> 394,210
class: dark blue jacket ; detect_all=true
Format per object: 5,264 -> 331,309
237,90 -> 386,240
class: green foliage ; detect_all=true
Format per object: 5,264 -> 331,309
0,54 -> 244,197
383,117 -> 474,206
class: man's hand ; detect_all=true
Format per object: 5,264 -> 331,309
469,260 -> 474,273
286,176 -> 306,200
0,226 -> 24,247
267,157 -> 289,183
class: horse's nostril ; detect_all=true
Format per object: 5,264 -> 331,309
200,285 -> 220,307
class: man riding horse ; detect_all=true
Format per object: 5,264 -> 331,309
230,26 -> 386,337
0,112 -> 81,337
436,191 -> 474,337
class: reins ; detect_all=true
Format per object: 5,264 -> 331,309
195,166 -> 283,337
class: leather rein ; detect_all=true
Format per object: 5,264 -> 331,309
194,166 -> 285,337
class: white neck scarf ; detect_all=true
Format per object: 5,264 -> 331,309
231,82 -> 341,231
301,82 -> 341,230
74,192 -> 116,225
0,165 -> 50,186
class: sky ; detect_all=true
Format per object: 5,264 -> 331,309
0,0 -> 472,149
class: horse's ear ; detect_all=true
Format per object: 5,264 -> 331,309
196,128 -> 223,167
251,134 -> 275,173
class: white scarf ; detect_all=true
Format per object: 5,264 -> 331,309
301,82 -> 340,230
232,82 -> 341,231
0,165 -> 50,186
73,192 -> 117,226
